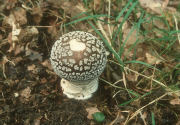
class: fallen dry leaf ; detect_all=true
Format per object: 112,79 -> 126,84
40,77 -> 47,84
31,6 -> 43,25
3,13 -> 21,52
126,73 -> 139,82
60,1 -> 86,17
123,26 -> 143,46
0,34 -> 2,40
153,18 -> 168,30
14,45 -> 24,56
40,89 -> 49,96
12,7 -> 27,25
13,56 -> 23,64
170,98 -> 180,105
76,2 -> 87,13
176,120 -> 180,125
47,18 -> 58,38
139,0 -> 164,14
140,111 -> 148,120
145,52 -> 161,65
2,14 -> 15,27
20,87 -> 31,102
86,107 -> 100,120
25,47 -> 43,61
34,117 -> 42,125
19,26 -> 39,44
131,99 -> 141,107
139,0 -> 176,16
93,0 -> 101,11
41,59 -> 52,70
4,0 -> 17,10
27,64 -> 36,71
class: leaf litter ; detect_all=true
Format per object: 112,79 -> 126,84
0,0 -> 180,125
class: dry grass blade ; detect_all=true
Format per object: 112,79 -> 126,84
107,0 -> 112,38
96,20 -> 112,46
109,111 -> 120,125
125,92 -> 168,124
173,14 -> 180,45
0,0 -> 179,124
100,78 -> 124,89
109,60 -> 168,88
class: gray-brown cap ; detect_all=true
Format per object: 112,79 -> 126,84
50,31 -> 107,82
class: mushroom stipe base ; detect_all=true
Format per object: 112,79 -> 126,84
60,78 -> 98,100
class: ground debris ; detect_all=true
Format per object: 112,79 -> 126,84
0,0 -> 179,125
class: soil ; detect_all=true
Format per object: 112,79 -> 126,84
0,0 -> 180,125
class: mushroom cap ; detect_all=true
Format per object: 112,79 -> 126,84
50,31 -> 107,82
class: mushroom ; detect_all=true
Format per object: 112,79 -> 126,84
50,31 -> 107,100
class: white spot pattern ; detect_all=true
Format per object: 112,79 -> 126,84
50,31 -> 107,82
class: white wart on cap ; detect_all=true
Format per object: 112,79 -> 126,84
50,31 -> 107,100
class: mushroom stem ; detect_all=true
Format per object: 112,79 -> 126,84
60,78 -> 98,100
